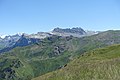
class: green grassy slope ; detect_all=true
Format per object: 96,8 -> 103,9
33,44 -> 120,80
1,30 -> 120,80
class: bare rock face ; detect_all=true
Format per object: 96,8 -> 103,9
53,45 -> 65,55
53,27 -> 86,35
52,27 -> 87,37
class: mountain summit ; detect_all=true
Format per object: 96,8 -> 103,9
52,27 -> 87,37
53,27 -> 86,34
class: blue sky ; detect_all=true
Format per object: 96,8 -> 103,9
0,0 -> 120,34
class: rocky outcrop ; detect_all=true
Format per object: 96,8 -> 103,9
0,59 -> 23,80
53,27 -> 86,35
52,27 -> 87,37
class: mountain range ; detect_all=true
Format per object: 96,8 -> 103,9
0,27 -> 120,80
0,27 -> 97,53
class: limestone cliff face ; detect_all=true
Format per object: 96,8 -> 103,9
52,27 -> 87,37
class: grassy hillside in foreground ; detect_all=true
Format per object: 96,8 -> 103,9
33,44 -> 120,80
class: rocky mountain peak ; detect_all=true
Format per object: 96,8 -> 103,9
53,27 -> 86,35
